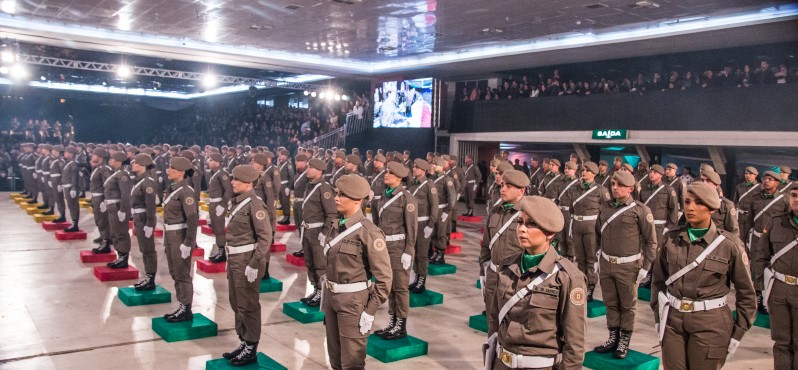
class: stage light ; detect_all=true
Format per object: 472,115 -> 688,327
0,66 -> 8,74
0,0 -> 15,14
341,95 -> 348,101
117,65 -> 131,79
10,63 -> 27,79
202,74 -> 217,88
303,90 -> 309,96
1,51 -> 14,63
334,94 -> 340,101
310,92 -> 317,97
319,92 -> 325,99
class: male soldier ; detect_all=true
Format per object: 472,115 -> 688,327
61,146 -> 82,232
20,143 -> 37,200
635,161 -> 650,188
277,149 -> 295,225
36,144 -> 53,213
290,153 -> 310,256
552,161 -> 580,255
153,145 -> 167,204
480,169 -> 528,336
733,166 -> 760,206
446,154 -> 465,203
562,161 -> 610,302
430,157 -> 456,265
322,174 -> 392,370
181,150 -> 202,201
323,149 -> 335,182
48,145 -> 68,222
330,150 -> 346,184
225,146 -> 239,173
542,159 -> 563,200
250,153 -> 280,278
594,171 -> 657,359
651,182 -> 756,370
129,154 -> 159,291
531,158 -> 550,195
778,166 -> 793,193
219,165 -> 273,366
408,159 -> 439,294
89,148 -> 114,252
207,153 -> 234,263
370,153 -> 387,225
364,150 -> 375,181
344,154 -> 363,177
639,164 -> 679,242
597,160 -> 612,188
373,162 -> 417,340
755,184 -> 798,370
486,158 -> 499,198
664,163 -> 686,208
463,155 -> 482,217
403,150 -> 412,170
105,152 -> 133,268
700,169 -> 740,235
740,170 -> 791,314
263,151 -> 282,232
487,195 -> 587,370
299,158 -> 337,307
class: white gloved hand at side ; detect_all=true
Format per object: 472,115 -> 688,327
215,205 -> 225,217
70,190 -> 77,198
100,201 -> 107,213
473,185 -> 478,192
401,253 -> 412,270
423,226 -> 433,239
727,338 -> 740,360
117,210 -> 126,222
441,212 -> 448,222
318,232 -> 326,245
57,185 -> 63,192
285,187 -> 290,196
245,265 -> 258,283
636,269 -> 648,284
358,311 -> 375,335
143,226 -> 153,238
179,244 -> 192,259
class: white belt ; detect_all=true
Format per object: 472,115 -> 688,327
280,180 -> 289,184
573,215 -> 598,221
467,180 -> 476,183
752,230 -> 763,238
373,195 -> 382,200
496,346 -> 556,368
43,172 -> 50,175
61,184 -> 72,188
559,206 -> 570,211
775,271 -> 798,285
164,223 -> 188,231
226,243 -> 255,255
601,251 -> 642,264
418,216 -> 429,222
438,204 -> 447,209
385,234 -> 406,242
304,222 -> 324,229
50,174 -> 61,177
208,197 -> 223,203
666,292 -> 727,313
131,208 -> 147,214
91,192 -> 104,197
105,199 -> 121,204
654,220 -> 667,225
293,197 -> 304,202
488,261 -> 498,272
326,280 -> 371,294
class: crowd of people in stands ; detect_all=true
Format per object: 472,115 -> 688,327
6,117 -> 76,144
460,59 -> 795,101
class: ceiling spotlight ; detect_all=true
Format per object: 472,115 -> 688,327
344,50 -> 350,54
0,66 -> 8,74
102,81 -> 107,86
320,42 -> 326,47
305,42 -> 310,45
10,63 -> 27,79
334,94 -> 341,101
341,95 -> 348,101
40,75 -> 46,81
202,74 -> 217,88
336,44 -> 342,49
117,65 -> 132,79
310,92 -> 317,97
1,51 -> 14,63
319,92 -> 326,99
0,0 -> 16,14
303,90 -> 309,96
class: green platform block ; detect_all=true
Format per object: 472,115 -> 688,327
282,301 -> 324,324
118,285 -> 171,306
151,313 -> 217,342
468,314 -> 488,333
205,352 -> 287,370
259,277 -> 283,293
409,290 -> 443,307
734,310 -> 770,329
584,349 -> 660,370
476,279 -> 481,289
366,334 -> 428,363
587,300 -> 607,318
638,286 -> 651,302
428,263 -> 456,276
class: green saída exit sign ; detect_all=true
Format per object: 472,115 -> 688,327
592,129 -> 628,140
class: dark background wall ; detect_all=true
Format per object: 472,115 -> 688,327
346,128 -> 435,159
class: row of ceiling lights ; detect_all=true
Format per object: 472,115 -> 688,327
306,41 -> 350,54
303,90 -> 349,101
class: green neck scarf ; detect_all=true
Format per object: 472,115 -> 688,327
520,251 -> 546,272
745,181 -> 754,187
687,227 -> 710,242
385,186 -> 396,198
339,218 -> 348,226
763,192 -> 775,199
582,182 -> 592,189
792,214 -> 798,226
502,203 -> 514,210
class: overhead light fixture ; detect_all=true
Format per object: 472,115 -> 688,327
10,63 -> 27,79
0,0 -> 16,14
0,66 -> 8,74
334,94 -> 340,101
310,92 -> 317,97
341,95 -> 348,101
40,75 -> 46,81
117,65 -> 132,79
1,51 -> 14,63
202,74 -> 217,88
318,92 -> 325,99
303,90 -> 309,95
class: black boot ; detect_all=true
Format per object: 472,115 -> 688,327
42,210 -> 55,216
107,253 -> 129,269
164,303 -> 193,323
38,204 -> 49,209
292,250 -> 305,257
261,262 -> 270,280
429,250 -> 440,264
134,273 -> 156,291
278,218 -> 291,225
587,285 -> 595,302
757,291 -> 769,315
382,317 -> 407,340
53,215 -> 67,223
594,328 -> 619,353
26,200 -> 38,204
64,222 -> 80,232
411,274 -> 427,294
614,330 -> 632,359
300,287 -> 319,305
92,240 -> 112,254
92,236 -> 103,244
431,250 -> 445,265
223,341 -> 247,360
229,341 -> 258,366
375,314 -> 396,337
209,247 -> 227,263
408,277 -> 418,291
305,289 -> 322,307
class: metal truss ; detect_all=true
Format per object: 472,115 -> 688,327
18,54 -> 326,91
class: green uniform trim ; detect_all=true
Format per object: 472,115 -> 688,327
687,227 -> 710,242
385,187 -> 396,198
502,203 -> 514,210
520,251 -> 546,272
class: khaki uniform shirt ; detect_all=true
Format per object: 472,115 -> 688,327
104,167 -> 132,212
207,169 -> 233,207
226,190 -> 273,269
302,178 -> 337,234
163,179 -> 199,247
131,174 -> 157,228
89,164 -> 112,194
408,176 -> 439,230
638,182 -> 680,231
480,203 -> 523,267
596,197 -> 658,271
754,212 -> 798,290
376,186 -> 418,261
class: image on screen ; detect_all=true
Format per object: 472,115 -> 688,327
373,78 -> 433,128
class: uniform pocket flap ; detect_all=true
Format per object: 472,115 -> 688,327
339,242 -> 359,256
703,259 -> 727,273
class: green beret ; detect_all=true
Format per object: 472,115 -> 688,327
413,158 -> 430,171
386,161 -> 409,178
687,182 -> 721,210
111,152 -> 127,162
496,162 -> 514,173
170,157 -> 192,171
232,165 -> 260,183
336,174 -> 371,200
308,158 -> 325,171
650,164 -> 665,175
208,153 -> 223,163
502,170 -> 530,189
744,166 -> 758,176
346,154 -> 362,166
583,161 -> 599,174
518,196 -> 564,233
612,171 -> 636,187
702,170 -> 721,185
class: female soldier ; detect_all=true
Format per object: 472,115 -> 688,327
130,154 -> 159,291
162,156 -> 200,322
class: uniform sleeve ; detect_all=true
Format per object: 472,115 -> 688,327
180,190 -> 199,247
479,210 -> 493,268
726,205 -> 740,237
666,188 -> 680,231
729,236 -> 756,341
740,197 -> 753,243
248,200 -> 273,269
272,169 -> 281,195
639,205 -> 658,271
426,183 -> 439,229
650,234 -> 670,321
364,229 -> 392,316
288,165 -> 296,188
403,193 -> 418,257
222,175 -> 233,207
446,179 -> 456,210
475,166 -> 483,183
752,219 -> 774,290
144,182 -> 157,228
559,270 -> 588,370
119,175 -> 133,212
321,185 -> 338,235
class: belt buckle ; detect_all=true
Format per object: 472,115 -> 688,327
679,299 -> 694,312
575,216 -> 583,221
326,280 -> 334,292
609,256 -> 618,264
786,275 -> 798,285
500,350 -> 512,365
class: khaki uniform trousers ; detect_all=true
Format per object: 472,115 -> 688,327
91,196 -> 111,239
323,287 -> 370,370
302,227 -> 326,288
227,249 -> 265,342
662,306 -> 734,370
599,258 -> 640,331
132,213 -> 157,274
769,280 -> 798,370
164,229 -> 193,305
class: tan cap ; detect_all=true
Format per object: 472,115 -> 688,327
308,158 -> 325,171
65,146 -> 79,155
263,151 -> 275,159
232,165 -> 260,183
583,161 -> 599,174
335,150 -> 346,159
374,153 -> 386,163
550,158 -> 561,167
52,145 -> 64,152
687,182 -> 721,210
622,163 -> 634,172
763,170 -> 780,181
133,154 -> 153,167
170,157 -> 192,171
386,161 -> 409,178
295,154 -> 309,162
780,166 -> 792,174
502,170 -> 530,189
433,157 -> 447,167
490,159 -> 500,167
518,196 -> 565,234
702,170 -> 721,185
496,162 -> 514,173
208,153 -> 223,162
346,154 -> 362,166
744,166 -> 759,175
699,163 -> 714,174
413,158 -> 430,171
441,154 -> 450,161
279,149 -> 289,157
612,171 -> 636,187
666,163 -> 678,170
449,154 -> 457,161
650,164 -> 665,175
181,150 -> 195,160
253,153 -> 270,166
336,174 -> 371,200
598,160 -> 608,166
92,148 -> 108,158
564,161 -> 577,170
110,152 -> 127,162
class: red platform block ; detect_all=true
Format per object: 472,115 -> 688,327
129,220 -> 134,229
55,230 -> 87,240
42,221 -> 71,231
131,228 -> 164,237
192,247 -> 205,257
80,250 -> 118,263
286,254 -> 305,267
196,259 -> 226,273
450,231 -> 464,240
276,224 -> 297,232
200,225 -> 225,235
445,245 -> 462,255
458,215 -> 483,223
270,243 -> 286,252
93,266 -> 139,281
198,219 -> 208,226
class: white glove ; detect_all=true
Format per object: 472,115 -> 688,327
57,185 -> 63,192
100,201 -> 107,213
423,226 -> 433,239
48,181 -> 52,187
473,185 -> 478,192
117,210 -> 126,222
215,205 -> 225,217
401,253 -> 412,270
158,177 -> 163,183
70,190 -> 76,198
179,244 -> 192,259
32,173 -> 37,179
358,311 -> 374,335
727,338 -> 740,360
143,226 -> 153,238
318,232 -> 326,245
441,212 -> 448,222
285,187 -> 290,196
636,269 -> 648,284
245,265 -> 258,283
